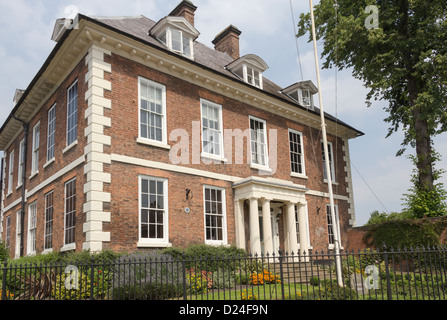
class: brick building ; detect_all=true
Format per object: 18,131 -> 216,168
0,1 -> 363,258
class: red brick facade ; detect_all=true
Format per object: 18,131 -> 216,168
0,2 -> 362,258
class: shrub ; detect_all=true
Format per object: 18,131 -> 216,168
111,251 -> 183,300
112,282 -> 182,300
364,219 -> 440,249
162,244 -> 247,273
313,279 -> 358,300
51,266 -> 111,300
0,241 -> 8,263
187,268 -> 213,294
210,268 -> 235,289
309,276 -> 320,286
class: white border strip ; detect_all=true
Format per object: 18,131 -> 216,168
111,153 -> 350,201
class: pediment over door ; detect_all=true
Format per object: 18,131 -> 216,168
233,176 -> 308,204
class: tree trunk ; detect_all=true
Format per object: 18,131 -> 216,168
412,109 -> 434,190
408,76 -> 434,191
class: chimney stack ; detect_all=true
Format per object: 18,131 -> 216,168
169,0 -> 197,27
212,25 -> 242,60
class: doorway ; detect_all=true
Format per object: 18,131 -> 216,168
259,208 -> 280,255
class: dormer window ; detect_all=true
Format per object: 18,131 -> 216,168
246,66 -> 261,88
150,16 -> 199,60
158,27 -> 193,58
301,89 -> 312,108
281,81 -> 318,110
226,54 -> 269,90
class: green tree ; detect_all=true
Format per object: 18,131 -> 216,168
402,153 -> 447,218
297,0 -> 447,213
365,210 -> 412,225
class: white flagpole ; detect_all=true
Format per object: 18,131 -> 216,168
309,0 -> 343,287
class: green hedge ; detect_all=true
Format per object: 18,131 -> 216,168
363,217 -> 447,249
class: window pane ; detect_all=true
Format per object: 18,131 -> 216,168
201,101 -> 222,156
183,35 -> 191,57
289,131 -> 304,174
32,124 -> 40,173
322,142 -> 334,180
47,106 -> 56,161
250,118 -> 267,166
159,31 -> 167,45
45,191 -> 54,250
140,177 -> 166,241
139,80 -> 165,142
67,82 -> 78,146
65,179 -> 76,245
204,187 -> 225,242
171,29 -> 182,52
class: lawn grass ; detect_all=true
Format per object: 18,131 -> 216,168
180,278 -> 447,301
181,283 -> 316,301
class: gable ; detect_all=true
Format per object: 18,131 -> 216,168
149,16 -> 200,40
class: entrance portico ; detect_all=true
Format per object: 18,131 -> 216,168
233,177 -> 310,256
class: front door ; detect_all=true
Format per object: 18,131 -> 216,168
259,209 -> 280,255
271,213 -> 280,255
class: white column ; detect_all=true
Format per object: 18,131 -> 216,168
298,202 -> 310,261
261,198 -> 273,255
286,202 -> 299,254
249,197 -> 261,255
234,199 -> 246,250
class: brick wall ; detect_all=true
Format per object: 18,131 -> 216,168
1,47 -> 356,256
1,55 -> 88,257
104,53 -> 350,196
102,52 -> 353,252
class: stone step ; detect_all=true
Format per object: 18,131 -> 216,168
268,261 -> 337,283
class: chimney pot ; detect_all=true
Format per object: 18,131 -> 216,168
169,0 -> 197,26
212,25 -> 242,60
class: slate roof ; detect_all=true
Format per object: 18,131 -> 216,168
88,15 -> 363,137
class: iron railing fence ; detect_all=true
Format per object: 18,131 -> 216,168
1,246 -> 446,301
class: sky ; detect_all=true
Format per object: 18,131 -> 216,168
0,0 -> 445,227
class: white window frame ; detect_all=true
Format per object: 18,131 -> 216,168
66,80 -> 78,148
297,89 -> 313,108
5,215 -> 11,249
288,129 -> 306,178
249,116 -> 269,169
203,186 -> 227,245
295,205 -> 311,249
17,139 -> 25,187
138,175 -> 170,247
295,206 -> 300,245
200,99 -> 225,161
326,204 -> 340,249
31,122 -> 40,176
63,178 -> 76,250
27,201 -> 37,256
47,104 -> 56,163
137,77 -> 169,149
244,65 -> 262,89
15,210 -> 22,258
158,27 -> 193,59
322,141 -> 336,182
44,190 -> 54,252
7,150 -> 14,195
